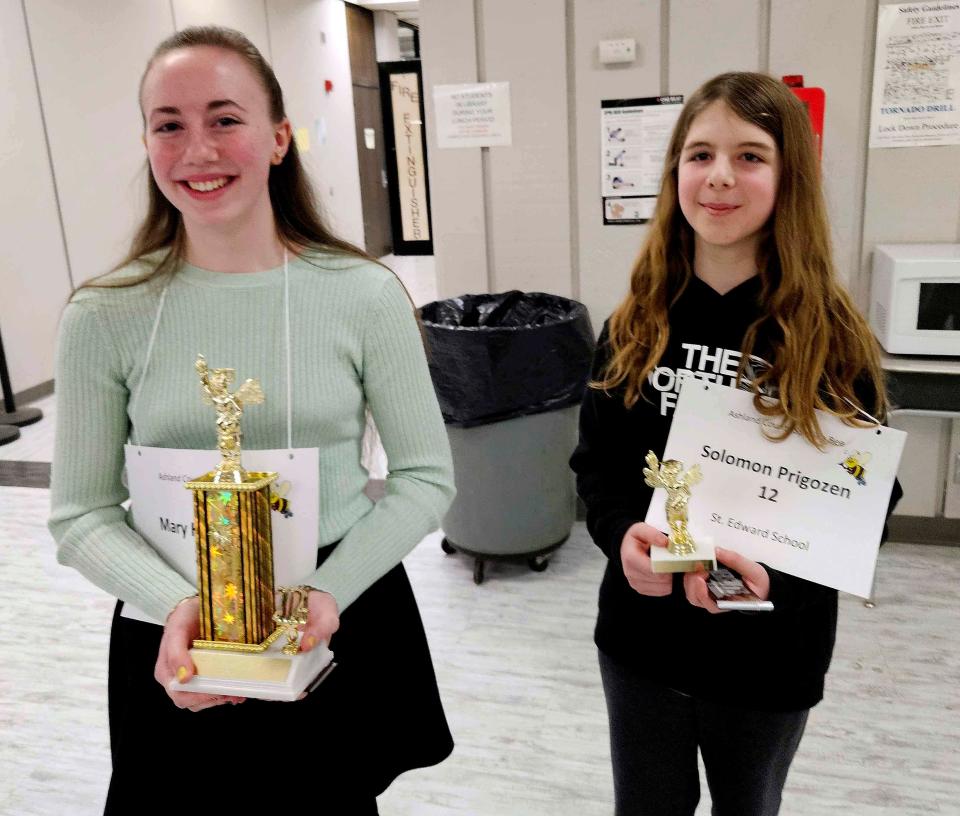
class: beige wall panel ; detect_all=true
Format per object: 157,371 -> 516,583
860,0 -> 960,303
0,1 -> 71,391
25,1 -> 174,285
888,414 -> 950,518
861,146 -> 960,290
481,0 -> 570,297
669,0 -> 761,98
420,0 -> 488,297
172,0 -> 271,58
573,0 -> 661,328
267,0 -> 365,249
770,0 -> 873,288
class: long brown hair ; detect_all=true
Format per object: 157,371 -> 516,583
595,72 -> 886,448
78,26 -> 374,291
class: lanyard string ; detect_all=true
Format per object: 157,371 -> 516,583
283,248 -> 293,455
129,283 -> 168,447
838,393 -> 882,428
130,249 -> 293,453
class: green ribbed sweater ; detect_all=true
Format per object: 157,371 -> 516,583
48,252 -> 455,623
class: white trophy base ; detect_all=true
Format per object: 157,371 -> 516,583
169,634 -> 335,702
650,535 -> 716,573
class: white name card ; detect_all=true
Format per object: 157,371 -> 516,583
645,382 -> 906,597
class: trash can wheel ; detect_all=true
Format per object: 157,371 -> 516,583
441,537 -> 456,555
473,559 -> 485,585
528,554 -> 550,572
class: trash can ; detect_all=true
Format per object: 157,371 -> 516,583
419,291 -> 595,583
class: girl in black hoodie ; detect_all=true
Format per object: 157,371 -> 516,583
571,72 -> 901,816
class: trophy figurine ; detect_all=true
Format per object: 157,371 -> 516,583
643,451 -> 716,573
168,355 -> 333,701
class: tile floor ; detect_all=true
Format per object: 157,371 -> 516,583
2,254 -> 958,815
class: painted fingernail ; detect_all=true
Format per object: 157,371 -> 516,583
177,666 -> 188,682
306,635 -> 317,649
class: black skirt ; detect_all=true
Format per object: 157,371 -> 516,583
104,545 -> 453,812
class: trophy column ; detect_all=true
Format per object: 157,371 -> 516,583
189,472 -> 278,651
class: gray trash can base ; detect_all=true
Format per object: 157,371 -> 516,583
441,406 -> 579,572
440,534 -> 568,584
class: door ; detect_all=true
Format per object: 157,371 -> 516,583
346,3 -> 392,258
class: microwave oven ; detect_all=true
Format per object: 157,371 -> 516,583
869,243 -> 960,356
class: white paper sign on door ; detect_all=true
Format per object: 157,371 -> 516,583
122,445 -> 320,624
645,382 -> 906,597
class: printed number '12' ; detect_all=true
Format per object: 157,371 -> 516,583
759,486 -> 778,502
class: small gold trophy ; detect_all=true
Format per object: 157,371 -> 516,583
643,451 -> 716,573
168,355 -> 333,701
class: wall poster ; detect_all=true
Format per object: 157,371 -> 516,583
380,60 -> 433,255
433,82 -> 512,148
869,3 -> 960,148
601,95 -> 683,225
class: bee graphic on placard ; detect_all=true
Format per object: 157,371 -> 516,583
839,451 -> 871,486
269,480 -> 293,518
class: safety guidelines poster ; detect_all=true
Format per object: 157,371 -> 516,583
601,96 -> 683,224
869,3 -> 960,148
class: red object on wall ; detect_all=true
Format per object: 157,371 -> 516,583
324,79 -> 334,93
782,75 -> 825,160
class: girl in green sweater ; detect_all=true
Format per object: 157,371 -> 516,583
49,26 -> 454,814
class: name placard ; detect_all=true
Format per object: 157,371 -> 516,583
645,382 -> 906,597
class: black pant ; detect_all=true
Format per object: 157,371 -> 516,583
599,650 -> 808,816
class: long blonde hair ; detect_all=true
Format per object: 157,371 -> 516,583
595,72 -> 885,448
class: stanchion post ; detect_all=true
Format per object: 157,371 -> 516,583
0,324 -> 43,428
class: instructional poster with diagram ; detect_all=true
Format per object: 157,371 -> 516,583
869,3 -> 960,148
601,95 -> 683,224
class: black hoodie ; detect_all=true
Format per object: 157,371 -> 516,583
570,275 -> 902,711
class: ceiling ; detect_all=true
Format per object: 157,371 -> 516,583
352,1 -> 419,25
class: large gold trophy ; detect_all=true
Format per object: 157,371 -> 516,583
643,451 -> 716,573
169,355 -> 333,701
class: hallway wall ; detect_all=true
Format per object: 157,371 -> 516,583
420,0 -> 960,325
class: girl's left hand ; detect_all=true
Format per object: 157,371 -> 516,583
683,546 -> 771,614
298,590 -> 340,653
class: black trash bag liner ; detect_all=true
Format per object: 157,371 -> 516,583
418,291 -> 595,427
